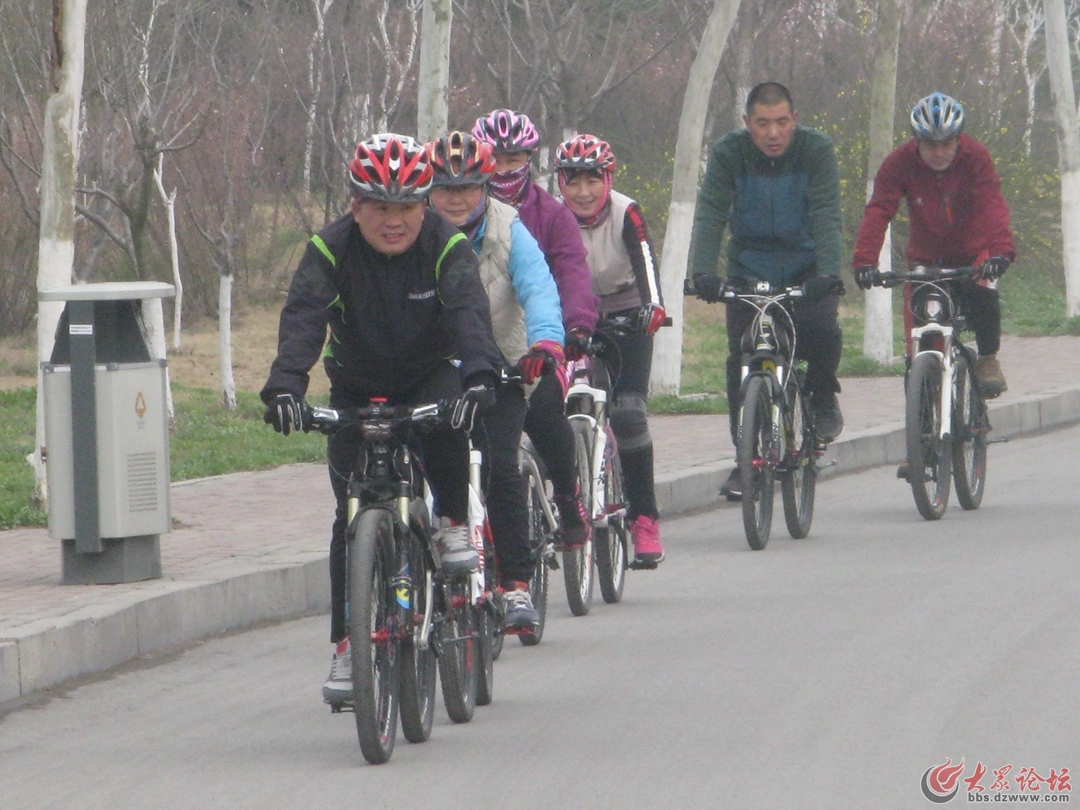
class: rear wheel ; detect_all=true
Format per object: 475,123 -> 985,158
474,601 -> 496,707
518,455 -> 549,647
347,509 -> 400,764
952,351 -> 987,510
436,578 -> 477,723
594,427 -> 627,603
738,375 -> 775,550
780,375 -> 816,539
562,419 -> 595,616
398,516 -> 436,744
906,352 -> 952,520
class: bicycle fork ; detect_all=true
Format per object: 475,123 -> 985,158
911,324 -> 956,443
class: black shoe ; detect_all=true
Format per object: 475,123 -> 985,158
719,467 -> 742,501
896,463 -> 909,480
812,394 -> 844,443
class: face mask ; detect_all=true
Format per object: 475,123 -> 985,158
489,162 -> 532,206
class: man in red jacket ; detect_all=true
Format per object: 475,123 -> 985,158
852,92 -> 1015,396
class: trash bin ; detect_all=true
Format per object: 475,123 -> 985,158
40,282 -> 175,585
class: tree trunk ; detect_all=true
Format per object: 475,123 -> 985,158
862,0 -> 904,364
416,0 -> 452,143
1045,0 -> 1080,316
153,154 -> 183,350
32,0 -> 88,506
219,273 -> 238,410
651,0 -> 742,396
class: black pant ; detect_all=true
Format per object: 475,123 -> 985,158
523,375 -> 578,498
725,293 -> 842,443
327,361 -> 467,643
473,383 -> 532,585
608,330 -> 658,521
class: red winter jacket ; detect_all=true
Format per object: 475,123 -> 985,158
852,134 -> 1015,269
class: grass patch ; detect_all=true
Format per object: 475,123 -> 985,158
0,384 -> 328,530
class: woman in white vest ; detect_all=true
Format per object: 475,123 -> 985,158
555,134 -> 667,568
427,131 -> 564,629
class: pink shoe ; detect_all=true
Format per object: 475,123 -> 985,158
630,515 -> 664,566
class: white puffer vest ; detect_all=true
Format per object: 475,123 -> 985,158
477,198 -> 528,365
578,190 -> 641,312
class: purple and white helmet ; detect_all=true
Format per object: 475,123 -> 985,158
471,109 -> 541,153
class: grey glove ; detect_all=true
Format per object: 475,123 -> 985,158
450,383 -> 496,433
265,392 -> 304,436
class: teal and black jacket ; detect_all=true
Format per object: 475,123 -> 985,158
689,125 -> 842,287
261,208 -> 503,404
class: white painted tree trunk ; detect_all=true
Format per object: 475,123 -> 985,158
862,0 -> 903,364
651,0 -> 742,396
303,0 -> 334,193
153,154 -> 183,350
416,0 -> 452,143
219,274 -> 238,410
32,0 -> 88,506
1045,0 -> 1080,316
141,298 -> 175,423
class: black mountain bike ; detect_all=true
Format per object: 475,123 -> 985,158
866,265 -> 991,519
686,277 -> 827,549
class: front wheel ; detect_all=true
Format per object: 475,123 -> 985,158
562,419 -> 595,616
780,373 -> 816,539
952,351 -> 988,510
518,454 -> 549,647
906,353 -> 952,520
347,509 -> 400,765
436,578 -> 477,723
594,430 -> 627,604
738,375 -> 776,550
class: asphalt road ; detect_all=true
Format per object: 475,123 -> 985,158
3,425 -> 1079,809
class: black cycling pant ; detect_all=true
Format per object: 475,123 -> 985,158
327,361 -> 467,644
608,329 -> 658,521
725,292 -> 842,445
523,374 -> 578,498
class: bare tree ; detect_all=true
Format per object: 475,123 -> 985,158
1005,0 -> 1047,156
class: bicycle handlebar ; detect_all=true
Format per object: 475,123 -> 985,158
868,265 -> 979,288
683,276 -> 807,302
305,401 -> 445,434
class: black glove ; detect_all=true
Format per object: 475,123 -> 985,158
264,392 -> 305,435
978,256 -> 1010,281
692,273 -> 724,303
564,328 -> 592,361
450,380 -> 497,433
802,274 -> 845,302
853,265 -> 877,290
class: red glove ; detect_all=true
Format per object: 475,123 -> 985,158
516,339 -> 565,384
637,303 -> 667,336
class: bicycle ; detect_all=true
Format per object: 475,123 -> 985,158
866,265 -> 990,520
685,276 -> 826,550
514,435 -> 560,643
308,399 -> 489,764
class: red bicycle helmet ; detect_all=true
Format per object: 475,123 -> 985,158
348,133 -> 432,202
471,109 -> 541,153
426,131 -> 498,186
555,134 -> 617,174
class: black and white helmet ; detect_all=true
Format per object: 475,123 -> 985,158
910,93 -> 965,141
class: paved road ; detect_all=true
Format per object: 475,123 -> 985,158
3,426 -> 1078,809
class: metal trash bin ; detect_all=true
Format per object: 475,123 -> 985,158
40,282 -> 175,585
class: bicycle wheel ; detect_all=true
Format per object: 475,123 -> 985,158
594,428 -> 627,603
780,373 -> 816,539
347,508 -> 400,764
519,458 -> 549,647
475,599 -> 496,707
562,419 -> 595,616
738,375 -> 775,550
436,578 -> 477,723
398,508 -> 436,744
951,350 -> 988,510
905,352 -> 952,520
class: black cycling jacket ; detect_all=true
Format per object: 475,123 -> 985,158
261,208 -> 503,403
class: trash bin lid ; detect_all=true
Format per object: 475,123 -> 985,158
39,282 -> 176,302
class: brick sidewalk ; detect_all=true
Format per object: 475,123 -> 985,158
3,334 -> 1079,702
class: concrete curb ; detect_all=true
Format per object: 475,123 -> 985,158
5,387 -> 1079,706
656,387 -> 1080,516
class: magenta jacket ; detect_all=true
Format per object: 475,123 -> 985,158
515,181 -> 600,333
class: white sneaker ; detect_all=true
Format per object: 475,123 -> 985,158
434,517 -> 479,575
322,638 -> 352,705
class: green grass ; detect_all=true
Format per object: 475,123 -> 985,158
0,385 -> 328,530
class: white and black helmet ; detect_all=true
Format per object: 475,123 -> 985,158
910,93 -> 965,141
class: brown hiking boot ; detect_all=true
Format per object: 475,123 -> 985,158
974,354 -> 1008,398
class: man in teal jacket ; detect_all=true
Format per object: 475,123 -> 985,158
690,82 -> 844,499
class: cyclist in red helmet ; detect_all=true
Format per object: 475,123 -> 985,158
556,133 -> 666,567
426,131 -> 564,628
473,109 -> 600,551
261,132 -> 504,705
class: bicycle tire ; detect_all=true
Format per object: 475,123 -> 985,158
475,602 -> 496,706
906,352 -> 951,520
347,508 -> 400,764
594,430 -> 627,603
398,506 -> 436,744
562,419 -> 595,616
519,457 -> 549,647
780,373 -> 816,539
951,350 -> 987,510
738,375 -> 775,550
436,578 -> 477,723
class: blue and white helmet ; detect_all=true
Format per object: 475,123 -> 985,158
910,93 -> 965,141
